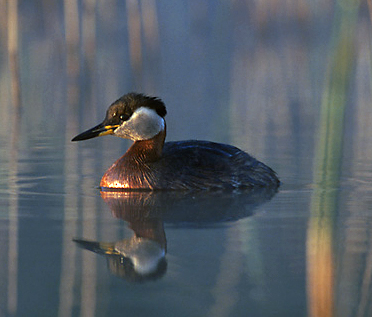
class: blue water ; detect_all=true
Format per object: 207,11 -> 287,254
1,1 -> 371,316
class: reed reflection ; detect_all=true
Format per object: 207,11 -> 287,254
306,1 -> 359,315
74,187 -> 277,282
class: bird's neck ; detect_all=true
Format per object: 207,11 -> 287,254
126,127 -> 166,163
99,127 -> 166,189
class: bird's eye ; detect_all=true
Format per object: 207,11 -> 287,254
120,114 -> 130,121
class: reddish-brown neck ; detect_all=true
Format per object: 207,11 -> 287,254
100,127 -> 166,189
125,127 -> 166,164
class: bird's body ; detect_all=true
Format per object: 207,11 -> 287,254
72,93 -> 280,191
101,138 -> 279,190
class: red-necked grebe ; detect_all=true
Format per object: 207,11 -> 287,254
72,93 -> 280,190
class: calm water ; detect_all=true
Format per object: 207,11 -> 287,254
1,1 -> 372,317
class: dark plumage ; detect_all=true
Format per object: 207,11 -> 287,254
158,141 -> 279,190
107,93 -> 167,122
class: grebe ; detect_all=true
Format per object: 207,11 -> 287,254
72,93 -> 280,190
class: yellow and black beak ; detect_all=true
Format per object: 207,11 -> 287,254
73,238 -> 120,256
71,123 -> 120,141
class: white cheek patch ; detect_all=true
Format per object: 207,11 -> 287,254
115,107 -> 164,141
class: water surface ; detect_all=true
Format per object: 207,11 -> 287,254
0,1 -> 371,316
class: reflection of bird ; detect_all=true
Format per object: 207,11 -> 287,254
73,237 -> 166,281
72,93 -> 280,190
